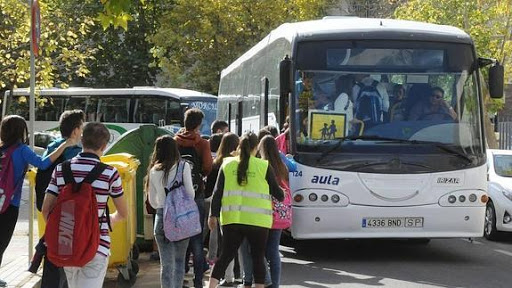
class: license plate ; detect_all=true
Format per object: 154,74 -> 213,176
362,217 -> 424,228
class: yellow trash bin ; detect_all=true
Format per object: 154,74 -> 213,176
101,153 -> 140,282
31,153 -> 140,283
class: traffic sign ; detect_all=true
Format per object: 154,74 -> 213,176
31,0 -> 40,56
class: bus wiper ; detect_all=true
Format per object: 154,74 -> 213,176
316,135 -> 472,165
347,136 -> 473,165
428,142 -> 473,165
343,135 -> 412,142
316,139 -> 345,164
347,161 -> 435,171
316,135 -> 407,164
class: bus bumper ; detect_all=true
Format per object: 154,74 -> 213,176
290,204 -> 485,239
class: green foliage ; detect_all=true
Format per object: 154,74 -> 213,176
149,0 -> 329,94
394,0 -> 512,114
75,0 -> 168,88
98,0 -> 134,30
0,0 -> 97,90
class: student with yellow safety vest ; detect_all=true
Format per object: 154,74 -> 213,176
207,132 -> 284,288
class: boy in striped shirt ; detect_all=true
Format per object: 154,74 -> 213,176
42,122 -> 128,288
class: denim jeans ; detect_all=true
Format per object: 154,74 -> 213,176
154,209 -> 189,288
266,229 -> 282,288
240,238 -> 272,286
186,198 -> 206,288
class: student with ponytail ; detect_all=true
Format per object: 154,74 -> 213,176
207,132 -> 284,288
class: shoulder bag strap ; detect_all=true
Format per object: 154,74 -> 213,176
83,162 -> 108,184
62,161 -> 75,185
165,161 -> 181,196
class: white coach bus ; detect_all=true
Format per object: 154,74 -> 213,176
2,87 -> 218,145
217,17 -> 504,240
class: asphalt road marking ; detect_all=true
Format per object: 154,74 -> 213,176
494,249 -> 512,257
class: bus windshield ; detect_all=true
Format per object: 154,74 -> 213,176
294,40 -> 483,172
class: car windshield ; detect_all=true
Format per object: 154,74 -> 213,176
494,155 -> 512,177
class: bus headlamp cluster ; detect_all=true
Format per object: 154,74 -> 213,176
442,192 -> 484,206
294,192 -> 343,205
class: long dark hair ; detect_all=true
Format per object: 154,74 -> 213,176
146,135 -> 180,189
214,132 -> 239,167
259,135 -> 288,182
0,115 -> 29,147
237,132 -> 258,186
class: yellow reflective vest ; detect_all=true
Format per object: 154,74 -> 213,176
220,156 -> 272,228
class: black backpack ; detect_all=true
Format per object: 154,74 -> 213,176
354,81 -> 383,125
35,155 -> 64,211
178,146 -> 204,199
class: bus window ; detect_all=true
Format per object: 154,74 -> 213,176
65,97 -> 87,111
134,97 -> 167,125
166,99 -> 182,126
36,97 -> 64,121
9,96 -> 29,119
98,98 -> 130,123
85,96 -> 100,122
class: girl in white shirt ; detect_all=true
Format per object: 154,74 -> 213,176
146,135 -> 194,288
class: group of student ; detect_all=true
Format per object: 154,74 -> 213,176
0,111 -> 128,288
146,109 -> 295,288
0,107 -> 293,288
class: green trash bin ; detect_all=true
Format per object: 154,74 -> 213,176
105,124 -> 172,248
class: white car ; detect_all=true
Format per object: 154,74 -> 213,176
485,149 -> 512,240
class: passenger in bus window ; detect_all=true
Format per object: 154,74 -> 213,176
312,89 -> 332,110
408,87 -> 457,121
351,74 -> 390,118
389,84 -> 406,122
334,75 -> 354,135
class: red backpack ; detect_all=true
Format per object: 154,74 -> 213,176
0,144 -> 22,214
46,160 -> 107,267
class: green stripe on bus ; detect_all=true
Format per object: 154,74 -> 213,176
105,124 -> 128,135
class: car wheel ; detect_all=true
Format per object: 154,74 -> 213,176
484,201 -> 500,240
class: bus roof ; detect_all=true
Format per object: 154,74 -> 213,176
221,17 -> 472,77
5,87 -> 217,100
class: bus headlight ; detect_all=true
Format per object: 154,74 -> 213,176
439,190 -> 486,207
292,190 -> 348,207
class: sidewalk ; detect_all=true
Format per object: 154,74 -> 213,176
103,253 -> 212,288
0,182 -> 41,288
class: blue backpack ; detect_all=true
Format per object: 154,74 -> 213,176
354,81 -> 383,126
163,160 -> 202,242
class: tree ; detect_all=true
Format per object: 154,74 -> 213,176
149,0 -> 330,94
74,0 -> 171,88
0,0 -> 97,91
395,0 -> 512,94
394,0 -> 512,148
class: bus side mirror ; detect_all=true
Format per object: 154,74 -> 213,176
489,62 -> 504,99
279,56 -> 292,96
